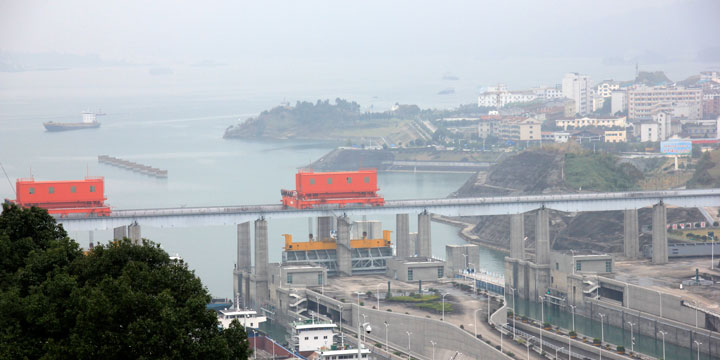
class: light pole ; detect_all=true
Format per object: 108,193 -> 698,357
509,286 -> 516,338
441,293 -> 449,321
355,292 -> 364,360
406,331 -> 412,360
568,333 -> 572,360
658,330 -> 667,360
462,253 -> 468,269
338,304 -> 344,347
692,300 -> 699,328
598,313 -> 605,343
555,346 -> 564,360
316,296 -> 320,320
430,340 -> 436,360
500,330 -> 503,352
569,304 -> 576,331
384,321 -> 389,354
474,308 -> 482,338
487,293 -> 492,322
526,336 -> 534,360
627,322 -> 635,353
252,330 -> 257,360
656,290 -> 663,317
376,283 -> 383,310
694,340 -> 702,360
538,295 -> 544,354
361,314 -> 368,344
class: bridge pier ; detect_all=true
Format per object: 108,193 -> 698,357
510,213 -> 525,260
234,222 -> 251,301
128,221 -> 141,244
254,218 -> 269,306
535,208 -> 550,265
417,211 -> 432,257
336,216 -> 352,276
396,214 -> 411,258
317,216 -> 335,242
652,202 -> 668,264
113,225 -> 127,241
623,209 -> 640,259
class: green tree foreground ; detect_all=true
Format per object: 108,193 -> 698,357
0,203 -> 250,359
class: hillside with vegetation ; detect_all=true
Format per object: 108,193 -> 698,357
450,147 -> 705,254
687,150 -> 720,188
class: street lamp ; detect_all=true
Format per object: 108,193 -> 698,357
658,330 -> 667,360
406,331 -> 412,360
441,293 -> 449,321
569,305 -> 576,331
555,346 -> 564,360
316,296 -> 320,321
568,333 -> 572,360
384,321 -> 389,354
252,330 -> 257,360
526,336 -> 534,360
627,322 -> 635,353
487,293 -> 492,322
375,283 -> 383,310
598,313 -> 605,343
691,300 -> 699,328
338,304 -> 344,347
430,340 -> 436,360
538,296 -> 545,354
509,286 -> 516,338
474,308 -> 482,338
694,340 -> 702,360
361,314 -> 368,344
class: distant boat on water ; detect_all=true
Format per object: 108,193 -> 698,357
43,111 -> 104,132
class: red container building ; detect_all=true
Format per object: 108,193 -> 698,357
281,169 -> 384,209
12,177 -> 111,217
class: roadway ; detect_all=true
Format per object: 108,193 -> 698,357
55,188 -> 720,231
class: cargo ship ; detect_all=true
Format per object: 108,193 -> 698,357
43,111 -> 102,132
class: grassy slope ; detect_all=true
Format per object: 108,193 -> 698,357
564,152 -> 641,192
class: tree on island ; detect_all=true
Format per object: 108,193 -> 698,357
0,203 -> 251,360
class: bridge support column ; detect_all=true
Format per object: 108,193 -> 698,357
623,209 -> 640,259
113,225 -> 127,241
317,216 -> 335,242
235,222 -> 251,300
254,218 -> 269,305
128,221 -> 141,244
417,211 -> 432,257
395,214 -> 410,258
337,216 -> 352,276
652,202 -> 668,264
535,208 -> 550,265
510,213 -> 525,260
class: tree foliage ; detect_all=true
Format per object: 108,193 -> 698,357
0,203 -> 250,359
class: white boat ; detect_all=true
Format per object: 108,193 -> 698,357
217,297 -> 266,330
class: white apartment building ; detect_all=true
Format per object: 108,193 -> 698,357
596,80 -> 620,98
637,112 -> 673,142
562,73 -> 592,115
639,122 -> 660,142
478,88 -> 537,108
533,86 -> 564,100
611,91 -> 627,115
627,85 -> 703,120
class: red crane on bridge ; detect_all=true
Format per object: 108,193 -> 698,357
281,169 -> 385,209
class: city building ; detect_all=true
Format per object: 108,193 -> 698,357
532,86 -> 564,100
603,130 -> 627,143
555,116 -> 627,130
477,84 -> 537,108
611,90 -> 627,115
289,320 -> 337,353
553,131 -> 570,143
562,73 -> 592,115
386,257 -> 445,282
703,91 -> 720,118
627,86 -> 703,120
596,80 -> 620,98
639,122 -> 660,142
494,117 -> 541,141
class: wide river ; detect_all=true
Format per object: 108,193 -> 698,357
0,96 -> 506,297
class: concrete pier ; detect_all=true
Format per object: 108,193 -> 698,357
237,222 -> 251,271
417,211 -> 432,257
535,208 -> 550,265
510,213 -> 525,260
395,213 -> 410,258
254,218 -> 269,303
652,202 -> 668,264
623,209 -> 640,259
128,222 -> 141,244
113,225 -> 127,241
336,216 -> 352,276
316,216 -> 335,242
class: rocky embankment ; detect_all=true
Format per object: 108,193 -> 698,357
450,148 -> 705,254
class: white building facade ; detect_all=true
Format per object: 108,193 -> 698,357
562,73 -> 592,115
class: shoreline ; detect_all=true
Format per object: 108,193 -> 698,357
431,214 -> 510,255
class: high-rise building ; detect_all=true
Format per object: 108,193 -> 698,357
562,73 -> 592,115
627,86 -> 703,120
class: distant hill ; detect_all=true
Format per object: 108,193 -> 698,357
687,150 -> 720,188
634,71 -> 672,86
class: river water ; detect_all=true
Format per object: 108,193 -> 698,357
0,96 -> 506,298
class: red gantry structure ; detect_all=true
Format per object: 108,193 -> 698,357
11,177 -> 111,217
281,169 -> 385,209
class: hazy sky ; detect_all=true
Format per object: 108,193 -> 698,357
2,0 -> 718,64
